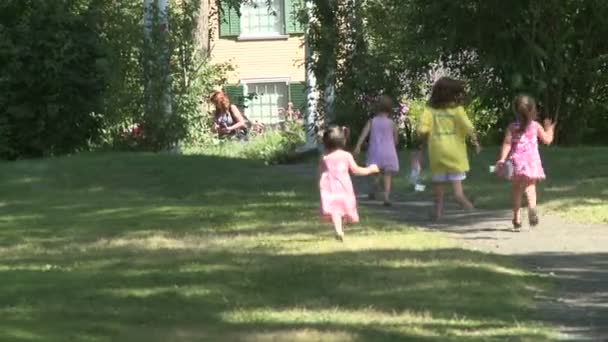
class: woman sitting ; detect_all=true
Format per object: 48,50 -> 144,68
210,90 -> 247,140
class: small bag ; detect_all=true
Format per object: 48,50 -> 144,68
494,160 -> 514,180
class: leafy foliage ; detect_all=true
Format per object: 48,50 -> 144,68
0,0 -> 233,159
0,0 -> 105,159
365,0 -> 608,144
186,103 -> 306,165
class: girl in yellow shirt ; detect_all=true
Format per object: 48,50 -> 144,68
418,77 -> 481,220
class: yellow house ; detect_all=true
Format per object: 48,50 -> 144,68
211,0 -> 306,124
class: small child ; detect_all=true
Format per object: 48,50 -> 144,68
496,95 -> 555,230
409,141 -> 424,188
320,126 -> 379,241
354,96 -> 400,206
418,77 -> 481,220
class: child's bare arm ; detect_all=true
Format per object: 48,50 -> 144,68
469,130 -> 481,154
538,119 -> 555,145
317,158 -> 324,178
354,121 -> 371,155
498,129 -> 512,163
348,153 -> 379,176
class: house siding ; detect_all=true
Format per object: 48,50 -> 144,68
209,2 -> 305,84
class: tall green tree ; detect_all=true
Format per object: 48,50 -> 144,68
368,0 -> 608,144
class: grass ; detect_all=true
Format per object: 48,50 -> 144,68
0,152 -> 560,341
395,146 -> 608,224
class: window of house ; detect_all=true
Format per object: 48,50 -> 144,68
240,0 -> 285,37
244,81 -> 289,124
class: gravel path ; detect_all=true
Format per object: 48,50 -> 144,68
280,164 -> 608,341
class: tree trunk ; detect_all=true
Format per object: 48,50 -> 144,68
195,0 -> 210,58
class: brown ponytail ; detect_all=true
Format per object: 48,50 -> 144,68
512,95 -> 538,133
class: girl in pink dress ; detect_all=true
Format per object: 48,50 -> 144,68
320,126 -> 379,241
496,95 -> 555,230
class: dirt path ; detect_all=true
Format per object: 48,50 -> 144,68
281,164 -> 608,341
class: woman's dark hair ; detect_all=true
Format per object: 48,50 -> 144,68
512,94 -> 538,133
428,77 -> 466,109
322,126 -> 347,152
375,95 -> 394,114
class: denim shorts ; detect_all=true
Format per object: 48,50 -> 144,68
432,172 -> 467,183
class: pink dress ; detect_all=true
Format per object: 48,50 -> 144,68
509,121 -> 546,180
319,150 -> 359,223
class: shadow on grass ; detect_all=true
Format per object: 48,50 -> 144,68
0,246 -> 555,341
0,152 -> 562,341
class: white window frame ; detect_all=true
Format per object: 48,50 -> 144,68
242,77 -> 290,125
238,0 -> 288,41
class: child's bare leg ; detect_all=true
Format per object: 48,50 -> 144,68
383,173 -> 392,203
368,175 -> 380,199
524,179 -> 537,209
432,183 -> 444,219
331,213 -> 344,239
512,178 -> 524,223
451,180 -> 474,210
524,179 -> 539,226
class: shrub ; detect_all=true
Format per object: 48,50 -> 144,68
0,1 -> 105,159
184,103 -> 306,165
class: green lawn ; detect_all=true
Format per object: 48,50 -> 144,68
396,146 -> 608,224
0,153 -> 560,341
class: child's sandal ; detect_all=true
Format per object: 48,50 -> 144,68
529,208 -> 539,227
512,219 -> 522,231
335,233 -> 344,242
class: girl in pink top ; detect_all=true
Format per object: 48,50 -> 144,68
319,126 -> 379,241
497,95 -> 555,230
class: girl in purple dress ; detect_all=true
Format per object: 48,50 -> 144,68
497,95 -> 555,230
354,96 -> 400,206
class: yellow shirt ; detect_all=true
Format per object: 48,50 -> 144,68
419,106 -> 474,175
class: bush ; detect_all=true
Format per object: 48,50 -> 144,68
184,103 -> 306,165
0,1 -> 105,159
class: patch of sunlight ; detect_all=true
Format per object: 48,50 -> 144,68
261,191 -> 297,198
105,285 -> 212,299
375,259 -> 529,276
222,308 -> 554,339
223,308 -> 468,326
92,234 -> 210,251
4,328 -> 42,340
545,198 -> 608,224
0,214 -> 43,223
9,176 -> 45,185
0,263 -> 70,272
278,232 -> 453,255
179,263 -> 238,273
144,206 -> 199,214
81,208 -> 132,217
0,243 -> 40,256
544,185 -> 576,193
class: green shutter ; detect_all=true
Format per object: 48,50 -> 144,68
219,0 -> 240,37
289,82 -> 307,113
285,0 -> 305,34
224,85 -> 245,108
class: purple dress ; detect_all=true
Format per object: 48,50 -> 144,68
509,121 -> 546,180
367,115 -> 399,173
